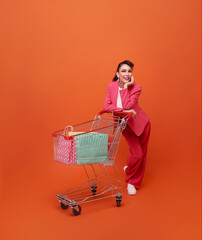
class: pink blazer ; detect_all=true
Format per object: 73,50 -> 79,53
103,81 -> 149,136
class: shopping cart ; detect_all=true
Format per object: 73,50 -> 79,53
52,111 -> 132,216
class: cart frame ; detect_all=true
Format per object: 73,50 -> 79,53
52,111 -> 131,215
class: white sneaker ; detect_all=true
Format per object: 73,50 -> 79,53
127,183 -> 136,195
123,166 -> 127,172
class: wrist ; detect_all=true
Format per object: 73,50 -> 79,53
123,83 -> 129,89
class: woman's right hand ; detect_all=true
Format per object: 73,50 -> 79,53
122,109 -> 136,118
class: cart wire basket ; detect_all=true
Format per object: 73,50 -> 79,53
52,111 -> 132,216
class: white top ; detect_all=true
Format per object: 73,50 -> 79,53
117,87 -> 123,108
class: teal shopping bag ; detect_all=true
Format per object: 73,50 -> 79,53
75,133 -> 108,164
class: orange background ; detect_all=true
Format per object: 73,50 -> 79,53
1,0 -> 201,239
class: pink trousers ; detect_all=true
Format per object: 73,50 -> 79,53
122,121 -> 151,188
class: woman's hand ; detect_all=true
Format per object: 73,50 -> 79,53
122,109 -> 136,118
124,75 -> 134,88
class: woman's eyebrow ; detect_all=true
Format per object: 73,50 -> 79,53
121,69 -> 131,71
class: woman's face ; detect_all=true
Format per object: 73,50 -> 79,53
117,64 -> 133,85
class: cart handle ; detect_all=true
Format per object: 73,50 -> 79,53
98,110 -> 133,119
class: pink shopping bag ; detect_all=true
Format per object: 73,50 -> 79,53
56,136 -> 77,165
56,128 -> 84,164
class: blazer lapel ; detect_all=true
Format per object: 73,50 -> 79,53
112,81 -> 119,106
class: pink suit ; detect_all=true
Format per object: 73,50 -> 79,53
103,81 -> 151,187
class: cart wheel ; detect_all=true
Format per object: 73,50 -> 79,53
60,202 -> 69,209
91,185 -> 97,195
116,195 -> 122,207
72,205 -> 81,216
116,200 -> 121,207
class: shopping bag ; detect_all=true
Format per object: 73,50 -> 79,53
75,132 -> 109,164
56,136 -> 77,165
56,126 -> 84,165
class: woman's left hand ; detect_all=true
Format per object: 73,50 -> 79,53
124,75 -> 134,88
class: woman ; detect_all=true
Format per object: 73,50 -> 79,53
103,60 -> 151,195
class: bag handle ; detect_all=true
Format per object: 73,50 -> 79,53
63,125 -> 73,136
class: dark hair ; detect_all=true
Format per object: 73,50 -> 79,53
112,60 -> 134,81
